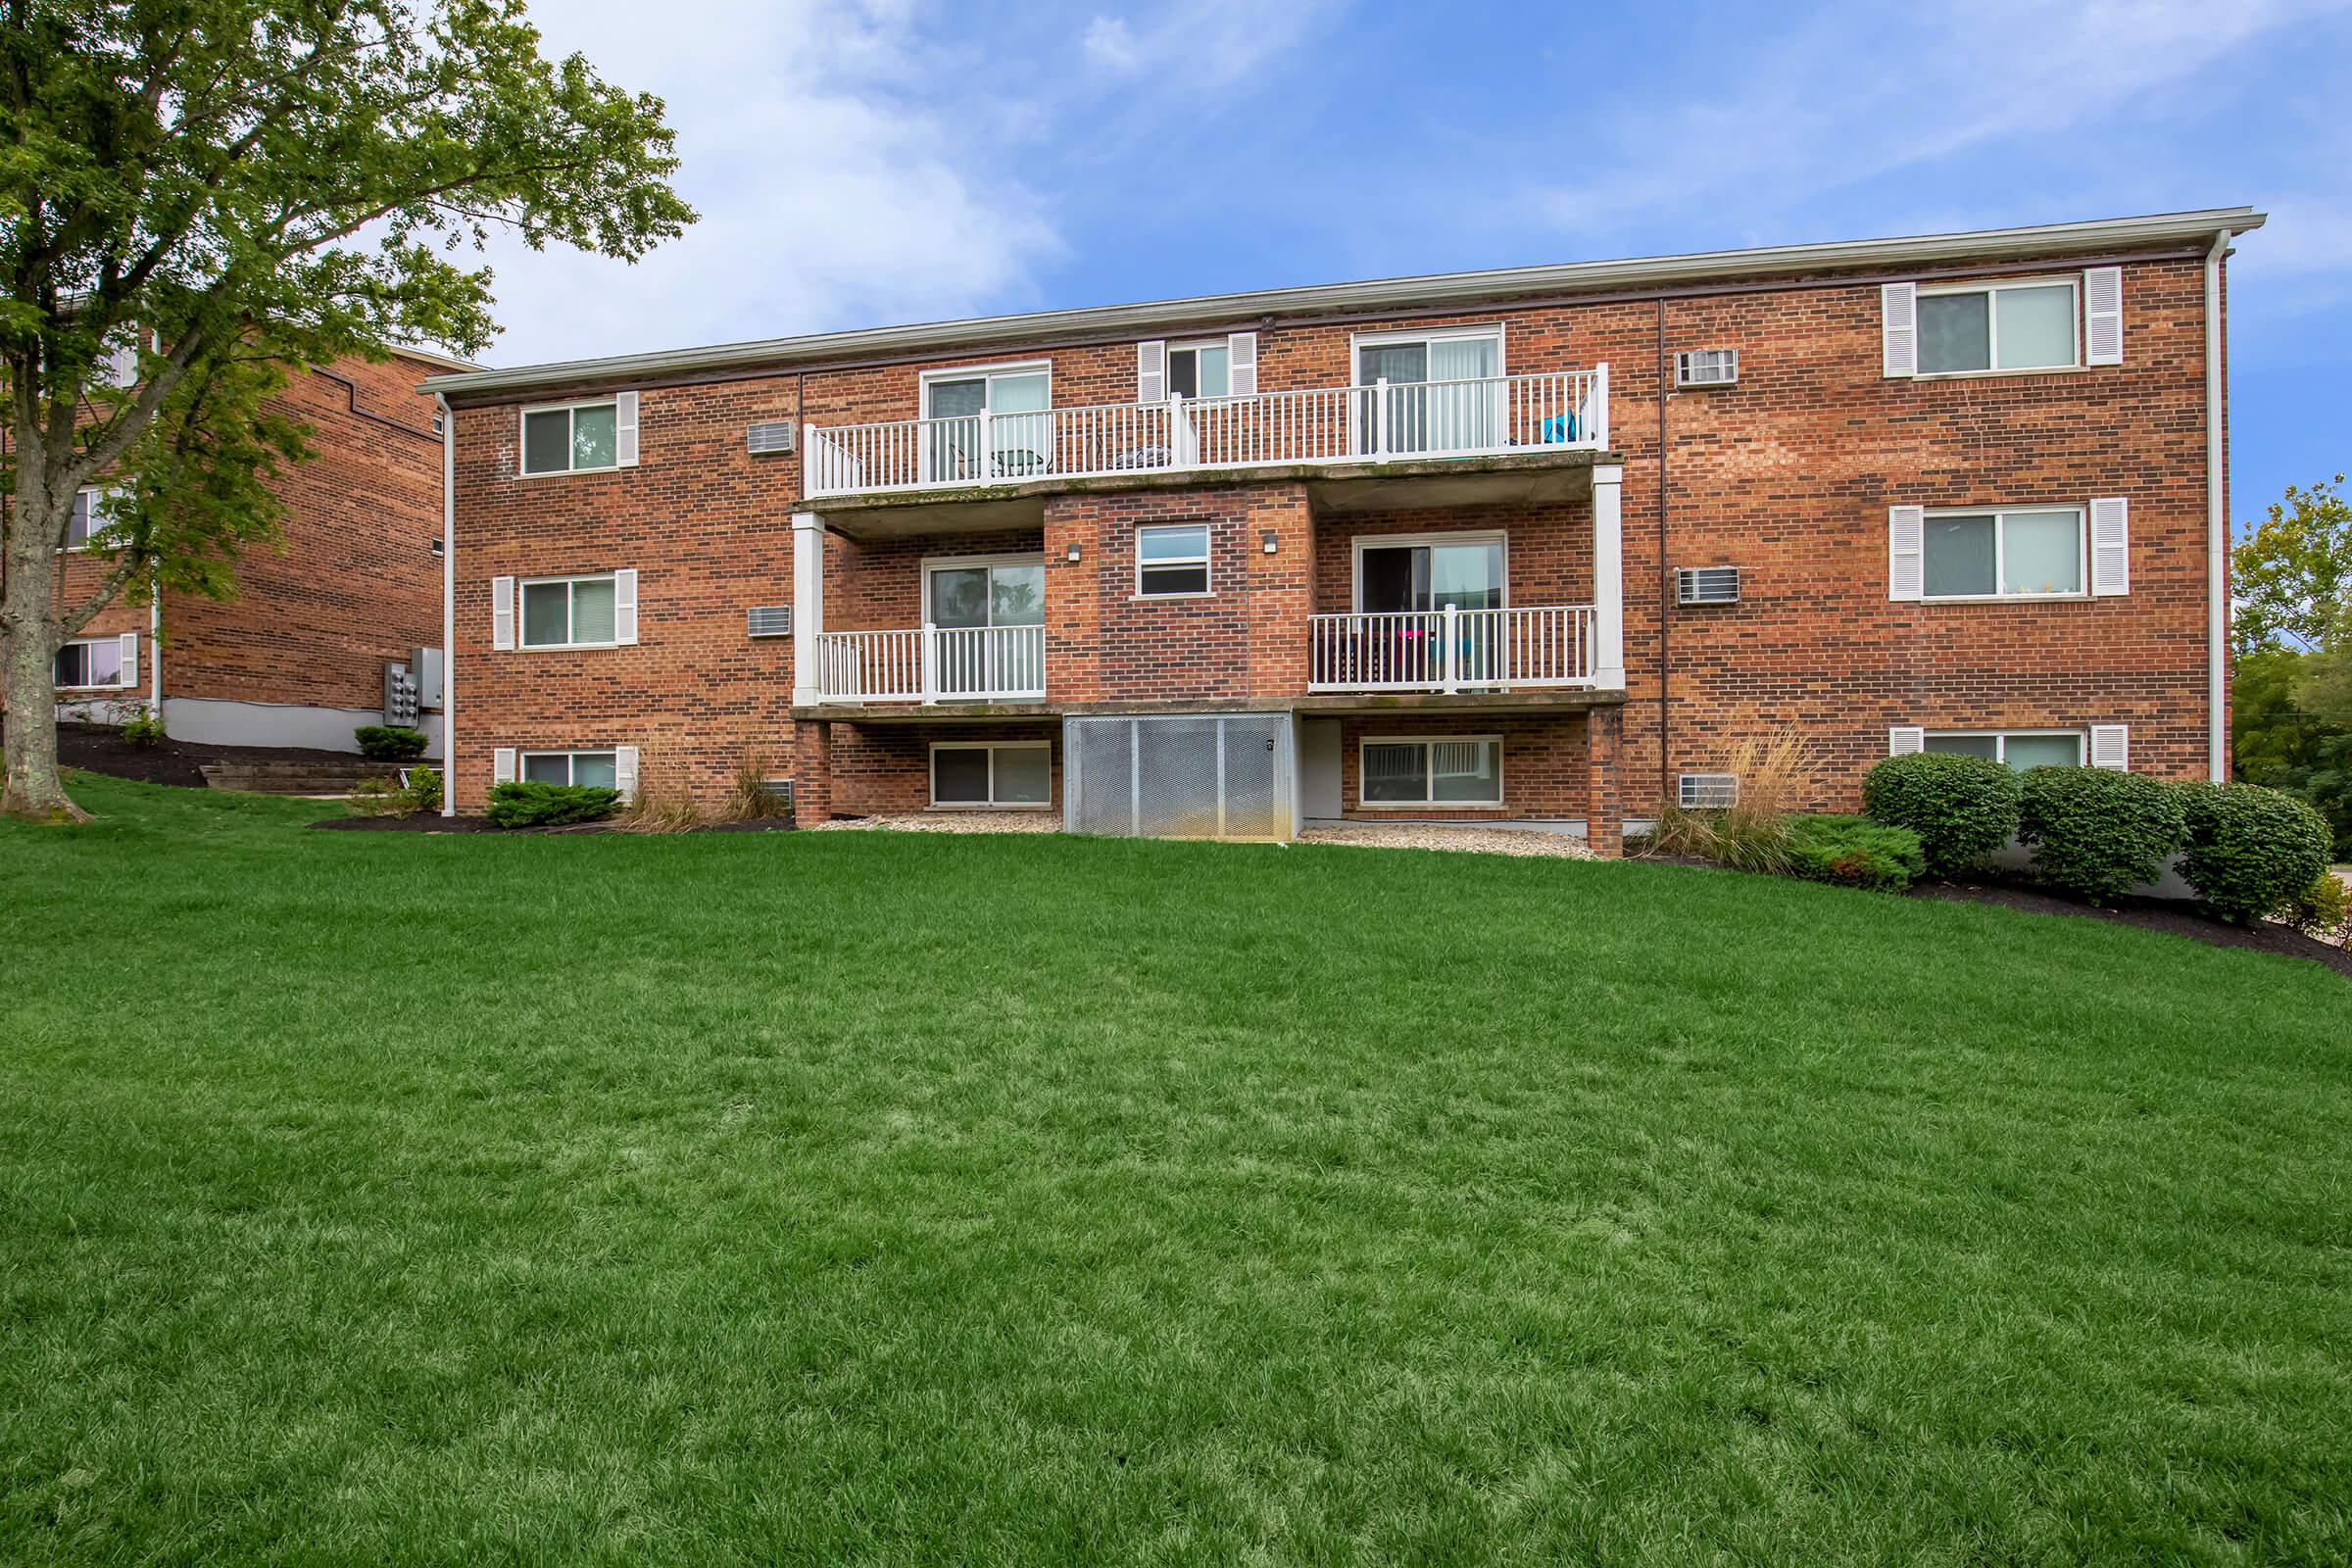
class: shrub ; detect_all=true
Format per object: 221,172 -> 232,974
2287,873 -> 2349,942
1787,814 -> 1927,892
486,780 -> 619,828
355,724 -> 429,760
2175,782 -> 2333,923
2016,766 -> 2186,905
1861,752 -> 2022,878
402,766 -> 443,814
121,710 -> 164,747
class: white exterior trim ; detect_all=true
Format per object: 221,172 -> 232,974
423,209 -> 2264,399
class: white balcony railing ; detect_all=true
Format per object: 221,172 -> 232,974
812,622 -> 1047,704
804,367 -> 1607,499
1307,605 -> 1596,693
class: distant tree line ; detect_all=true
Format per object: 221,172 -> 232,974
2232,475 -> 2351,858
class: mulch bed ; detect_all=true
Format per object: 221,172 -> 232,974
40,721 -> 375,791
1914,877 -> 2351,978
312,813 -> 795,835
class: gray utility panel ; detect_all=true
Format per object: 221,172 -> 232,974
1063,712 -> 1298,841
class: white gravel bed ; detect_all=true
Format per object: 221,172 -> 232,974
811,811 -> 1059,834
1298,823 -> 1596,859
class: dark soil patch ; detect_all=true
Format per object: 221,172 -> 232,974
311,812 -> 795,835
1916,877 -> 2351,978
35,721 -> 380,791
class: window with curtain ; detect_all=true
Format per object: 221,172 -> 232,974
1921,508 -> 2083,598
1356,332 -> 1502,454
1925,732 -> 2082,771
1917,281 -> 2078,373
1361,737 -> 1503,806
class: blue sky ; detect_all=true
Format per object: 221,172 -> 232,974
477,0 -> 2352,532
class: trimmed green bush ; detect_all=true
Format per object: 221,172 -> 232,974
1787,814 -> 1927,892
355,724 -> 429,760
486,780 -> 619,828
402,766 -> 443,815
2288,873 -> 2349,941
2176,782 -> 2333,924
121,710 -> 164,747
1860,752 -> 2022,878
2016,766 -> 2185,905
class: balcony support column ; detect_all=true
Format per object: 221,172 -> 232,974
1591,465 -> 1626,690
791,512 -> 825,707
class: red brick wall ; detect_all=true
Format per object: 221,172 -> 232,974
161,354 -> 443,711
831,720 -> 1060,815
443,243 -> 2224,820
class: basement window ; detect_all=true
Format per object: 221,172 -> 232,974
1361,736 -> 1502,808
521,751 -> 618,789
931,742 -> 1051,808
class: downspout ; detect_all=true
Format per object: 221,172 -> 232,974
148,573 -> 160,714
1655,299 -> 1670,806
437,393 -> 456,815
2204,229 -> 2230,780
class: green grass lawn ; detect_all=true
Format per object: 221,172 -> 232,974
4,775 -> 2349,1565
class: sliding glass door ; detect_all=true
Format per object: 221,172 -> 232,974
923,367 -> 1051,483
1356,332 -> 1501,454
926,558 -> 1046,697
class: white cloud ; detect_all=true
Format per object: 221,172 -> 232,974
1082,16 -> 1140,74
1533,0 -> 2342,236
463,0 -> 1062,368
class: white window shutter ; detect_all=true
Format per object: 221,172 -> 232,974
614,391 -> 640,466
1887,506 -> 1925,601
1227,332 -> 1257,397
1137,339 -> 1166,403
2090,725 -> 2129,771
1888,726 -> 1926,756
493,747 -> 516,786
615,745 -> 640,802
613,568 -> 639,645
1882,283 -> 1917,377
491,575 -> 515,650
118,632 -> 137,688
2089,497 -> 2130,596
2083,268 -> 2124,366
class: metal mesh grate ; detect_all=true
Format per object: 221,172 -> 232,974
1064,713 -> 1293,840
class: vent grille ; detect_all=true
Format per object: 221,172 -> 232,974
746,421 -> 796,456
1675,348 -> 1739,387
1676,565 -> 1740,606
746,605 -> 792,638
1679,773 -> 1739,808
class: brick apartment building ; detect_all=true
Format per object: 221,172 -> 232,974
26,347 -> 454,754
424,208 -> 2259,852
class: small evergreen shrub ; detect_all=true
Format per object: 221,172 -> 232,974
2287,873 -> 2349,942
1860,752 -> 2021,878
1787,814 -> 1927,892
402,766 -> 443,814
355,724 -> 429,760
2176,782 -> 2333,923
121,710 -> 164,747
486,780 -> 619,828
2016,766 -> 2185,905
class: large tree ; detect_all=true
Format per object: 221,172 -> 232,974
2231,474 -> 2351,657
0,0 -> 693,819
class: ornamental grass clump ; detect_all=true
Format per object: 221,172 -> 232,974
1860,751 -> 2022,879
1643,730 -> 1813,875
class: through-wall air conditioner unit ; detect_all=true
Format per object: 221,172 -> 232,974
1679,773 -> 1740,808
746,605 -> 792,638
1675,349 -> 1739,387
746,420 -> 796,456
1676,565 -> 1741,606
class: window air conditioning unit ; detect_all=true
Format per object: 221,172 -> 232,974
1676,565 -> 1740,606
746,420 -> 796,456
1675,348 -> 1739,387
1679,773 -> 1739,808
746,605 -> 792,638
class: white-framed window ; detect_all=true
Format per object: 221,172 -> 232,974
1922,507 -> 2084,599
63,487 -> 122,550
1924,731 -> 2084,771
1916,277 -> 2079,374
54,634 -> 133,689
520,393 -> 636,475
520,750 -> 620,789
930,741 -> 1052,808
1136,523 -> 1211,597
519,572 -> 622,648
1679,773 -> 1739,808
1166,341 -> 1230,400
1360,735 -> 1503,808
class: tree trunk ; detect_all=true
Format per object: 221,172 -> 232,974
0,508 -> 86,823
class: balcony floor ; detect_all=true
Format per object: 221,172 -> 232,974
791,687 -> 1629,724
806,447 -> 1610,538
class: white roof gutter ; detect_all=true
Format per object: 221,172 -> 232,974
422,207 -> 2265,399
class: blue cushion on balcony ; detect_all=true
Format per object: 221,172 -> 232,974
1541,413 -> 1580,444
